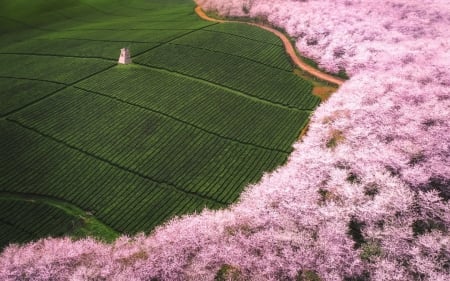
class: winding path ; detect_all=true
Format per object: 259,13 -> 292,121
195,6 -> 345,86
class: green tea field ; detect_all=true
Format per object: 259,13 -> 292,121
0,0 -> 320,248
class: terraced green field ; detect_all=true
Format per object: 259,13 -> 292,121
0,0 -> 320,245
0,199 -> 81,249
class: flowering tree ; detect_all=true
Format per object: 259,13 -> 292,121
1,0 -> 449,280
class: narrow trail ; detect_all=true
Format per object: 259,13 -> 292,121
195,6 -> 345,86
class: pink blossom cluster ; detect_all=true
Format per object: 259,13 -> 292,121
1,0 -> 449,280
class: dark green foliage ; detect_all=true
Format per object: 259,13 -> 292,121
412,219 -> 447,236
242,5 -> 250,15
375,220 -> 385,230
348,217 -> 366,249
326,138 -> 338,148
300,55 -> 348,81
300,56 -> 319,68
337,69 -> 350,80
346,172 -> 361,184
172,29 -> 292,71
0,54 -> 115,84
412,220 -> 429,236
205,23 -> 283,46
77,66 -> 310,151
0,0 -> 321,244
408,151 -> 426,167
215,264 -> 243,281
134,44 -> 317,110
422,177 -> 450,201
326,130 -> 345,149
318,188 -> 330,201
364,183 -> 379,198
0,38 -> 157,60
296,270 -> 322,281
317,188 -> 340,205
0,199 -> 82,249
360,241 -> 382,262
421,118 -> 437,127
385,165 -> 401,177
41,28 -> 190,43
0,78 -> 64,116
9,88 -> 287,204
344,271 -> 371,281
0,120 -> 217,233
0,0 -> 79,33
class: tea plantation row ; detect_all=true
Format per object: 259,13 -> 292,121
0,0 -> 320,246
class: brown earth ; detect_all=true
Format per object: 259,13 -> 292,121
312,86 -> 337,102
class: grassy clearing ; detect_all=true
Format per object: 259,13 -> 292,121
0,0 -> 322,245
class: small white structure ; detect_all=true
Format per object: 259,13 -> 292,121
118,48 -> 132,64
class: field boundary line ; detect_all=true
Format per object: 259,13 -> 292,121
201,29 -> 282,47
132,22 -> 219,57
132,43 -> 173,57
64,28 -> 200,32
166,42 -> 291,72
34,37 -> 163,44
6,119 -> 227,206
0,75 -> 68,86
0,191 -> 120,235
74,86 -> 292,154
195,6 -> 345,86
78,1 -> 134,18
132,62 -> 313,112
0,52 -> 117,62
0,86 -> 65,118
1,64 -> 116,118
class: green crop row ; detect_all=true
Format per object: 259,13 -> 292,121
0,38 -> 157,60
9,87 -> 288,204
0,199 -> 80,249
134,44 -> 317,109
0,54 -> 115,84
0,120 -> 217,234
0,221 -> 35,250
40,28 -> 192,44
0,77 -> 64,116
0,0 -> 322,243
205,23 -> 283,46
77,66 -> 311,151
172,29 -> 292,71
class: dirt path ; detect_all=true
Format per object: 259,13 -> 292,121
195,6 -> 345,86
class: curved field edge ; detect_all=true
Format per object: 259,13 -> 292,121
0,192 -> 119,245
193,5 -> 338,140
0,0 -> 320,248
194,6 -> 345,86
194,5 -> 339,104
